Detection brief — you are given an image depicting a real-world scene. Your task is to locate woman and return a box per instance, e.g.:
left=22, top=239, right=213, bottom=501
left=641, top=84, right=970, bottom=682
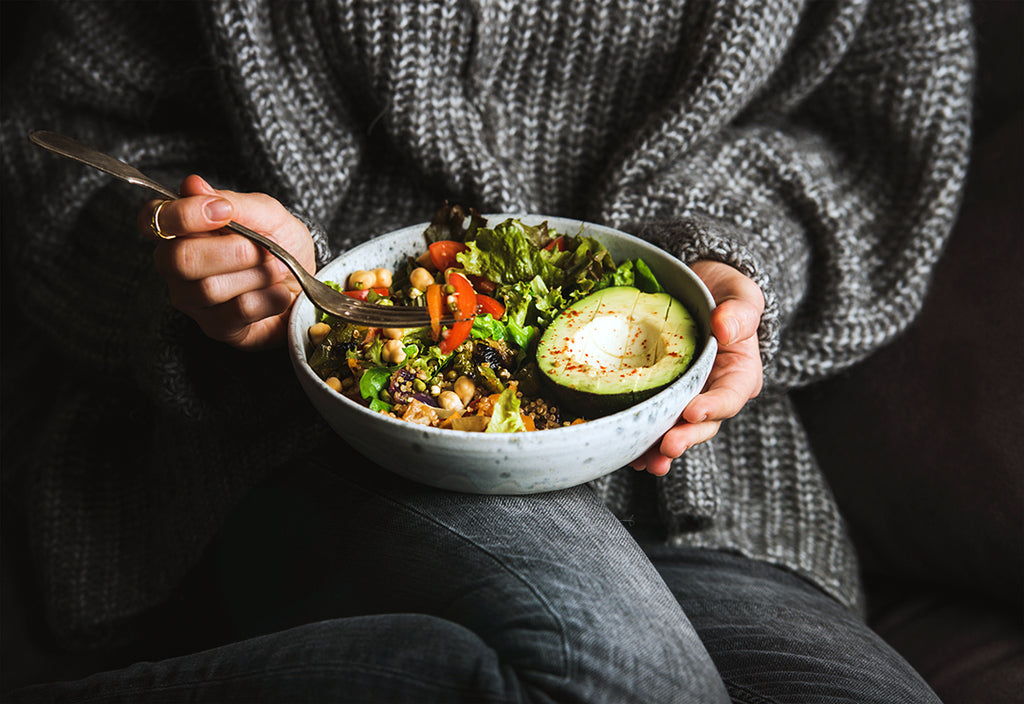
left=1, top=0, right=973, bottom=701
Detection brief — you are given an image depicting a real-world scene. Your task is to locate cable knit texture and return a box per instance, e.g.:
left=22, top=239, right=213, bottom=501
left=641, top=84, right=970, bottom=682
left=0, top=0, right=973, bottom=648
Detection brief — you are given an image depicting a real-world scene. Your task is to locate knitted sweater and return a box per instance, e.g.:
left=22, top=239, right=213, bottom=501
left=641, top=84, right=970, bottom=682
left=1, top=0, right=974, bottom=648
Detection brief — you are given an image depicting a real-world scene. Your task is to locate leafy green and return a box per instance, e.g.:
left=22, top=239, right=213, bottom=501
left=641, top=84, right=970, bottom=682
left=471, top=314, right=507, bottom=342
left=485, top=386, right=526, bottom=433
left=497, top=276, right=567, bottom=330
left=457, top=219, right=568, bottom=286
left=318, top=280, right=347, bottom=322
left=506, top=319, right=538, bottom=351
left=525, top=276, right=566, bottom=328
left=359, top=366, right=392, bottom=403
left=423, top=202, right=486, bottom=245
left=368, top=398, right=394, bottom=413
left=599, top=259, right=635, bottom=290
left=634, top=258, right=664, bottom=294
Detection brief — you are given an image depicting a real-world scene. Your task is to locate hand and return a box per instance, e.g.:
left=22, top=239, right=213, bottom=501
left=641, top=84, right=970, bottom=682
left=629, top=260, right=765, bottom=476
left=142, top=175, right=316, bottom=349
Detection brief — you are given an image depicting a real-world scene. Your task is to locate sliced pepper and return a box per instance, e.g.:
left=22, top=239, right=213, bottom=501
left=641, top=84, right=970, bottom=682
left=426, top=283, right=444, bottom=340
left=438, top=271, right=477, bottom=354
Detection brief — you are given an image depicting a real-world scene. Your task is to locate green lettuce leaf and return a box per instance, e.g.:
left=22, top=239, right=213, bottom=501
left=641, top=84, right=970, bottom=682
left=600, top=259, right=635, bottom=289
left=471, top=314, right=507, bottom=342
left=506, top=319, right=538, bottom=351
left=485, top=386, right=526, bottom=433
left=457, top=219, right=568, bottom=286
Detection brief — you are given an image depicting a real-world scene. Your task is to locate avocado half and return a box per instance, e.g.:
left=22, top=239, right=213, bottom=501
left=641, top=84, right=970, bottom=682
left=535, top=287, right=698, bottom=417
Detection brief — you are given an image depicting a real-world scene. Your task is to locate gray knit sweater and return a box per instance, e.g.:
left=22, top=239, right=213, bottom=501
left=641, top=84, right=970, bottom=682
left=1, top=0, right=974, bottom=648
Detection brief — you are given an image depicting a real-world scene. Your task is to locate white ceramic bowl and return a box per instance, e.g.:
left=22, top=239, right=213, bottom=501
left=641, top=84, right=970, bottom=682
left=288, top=215, right=717, bottom=494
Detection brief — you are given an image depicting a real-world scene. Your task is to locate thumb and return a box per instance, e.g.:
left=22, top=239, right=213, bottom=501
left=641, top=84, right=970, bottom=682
left=711, top=298, right=761, bottom=346
left=689, top=261, right=764, bottom=346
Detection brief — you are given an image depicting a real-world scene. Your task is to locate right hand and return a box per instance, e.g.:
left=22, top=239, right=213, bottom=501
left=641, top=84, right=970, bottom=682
left=141, top=175, right=316, bottom=349
left=629, top=260, right=764, bottom=476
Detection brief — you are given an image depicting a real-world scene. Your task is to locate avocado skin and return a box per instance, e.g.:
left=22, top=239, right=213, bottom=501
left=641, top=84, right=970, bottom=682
left=535, top=287, right=697, bottom=419
left=539, top=372, right=670, bottom=419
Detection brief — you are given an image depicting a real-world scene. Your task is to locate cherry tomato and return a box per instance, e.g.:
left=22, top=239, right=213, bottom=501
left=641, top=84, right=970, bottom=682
left=428, top=241, right=468, bottom=272
left=438, top=272, right=477, bottom=354
left=475, top=293, right=505, bottom=319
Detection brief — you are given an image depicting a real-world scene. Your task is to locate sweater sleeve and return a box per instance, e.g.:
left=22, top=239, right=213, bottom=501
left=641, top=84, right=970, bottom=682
left=598, top=0, right=974, bottom=390
left=0, top=1, right=333, bottom=647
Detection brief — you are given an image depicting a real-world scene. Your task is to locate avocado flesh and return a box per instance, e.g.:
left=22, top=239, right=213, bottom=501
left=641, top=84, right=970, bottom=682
left=536, top=287, right=697, bottom=416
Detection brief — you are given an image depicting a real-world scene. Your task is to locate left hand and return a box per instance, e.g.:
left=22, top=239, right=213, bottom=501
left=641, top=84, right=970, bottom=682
left=629, top=260, right=765, bottom=476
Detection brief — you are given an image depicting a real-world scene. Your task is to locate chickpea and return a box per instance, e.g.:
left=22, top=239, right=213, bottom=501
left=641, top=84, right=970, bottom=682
left=372, top=267, right=393, bottom=288
left=454, top=375, right=476, bottom=406
left=409, top=267, right=435, bottom=292
left=347, top=269, right=376, bottom=291
left=381, top=339, right=407, bottom=364
left=437, top=390, right=463, bottom=411
left=308, top=322, right=331, bottom=345
left=325, top=377, right=343, bottom=392
left=381, top=327, right=405, bottom=340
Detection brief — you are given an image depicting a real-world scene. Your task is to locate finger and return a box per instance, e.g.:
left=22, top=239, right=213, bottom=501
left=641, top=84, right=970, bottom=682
left=690, top=260, right=765, bottom=313
left=192, top=283, right=296, bottom=343
left=155, top=233, right=285, bottom=282
left=167, top=258, right=289, bottom=311
left=658, top=419, right=722, bottom=458
left=629, top=446, right=670, bottom=475
left=684, top=356, right=763, bottom=418
left=628, top=419, right=722, bottom=474
left=155, top=195, right=234, bottom=240
left=711, top=298, right=761, bottom=346
left=645, top=453, right=672, bottom=477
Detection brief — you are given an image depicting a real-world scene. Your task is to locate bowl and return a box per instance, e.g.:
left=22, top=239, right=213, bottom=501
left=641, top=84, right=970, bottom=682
left=287, top=214, right=717, bottom=494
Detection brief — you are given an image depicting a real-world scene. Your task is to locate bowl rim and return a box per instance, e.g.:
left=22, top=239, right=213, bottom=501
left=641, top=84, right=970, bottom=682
left=287, top=214, right=718, bottom=443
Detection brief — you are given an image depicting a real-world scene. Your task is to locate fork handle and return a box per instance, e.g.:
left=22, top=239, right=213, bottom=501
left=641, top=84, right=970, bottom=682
left=29, top=130, right=180, bottom=200
left=28, top=130, right=318, bottom=290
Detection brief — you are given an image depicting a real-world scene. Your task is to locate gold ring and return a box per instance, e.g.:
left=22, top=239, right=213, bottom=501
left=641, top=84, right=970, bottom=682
left=150, top=199, right=175, bottom=240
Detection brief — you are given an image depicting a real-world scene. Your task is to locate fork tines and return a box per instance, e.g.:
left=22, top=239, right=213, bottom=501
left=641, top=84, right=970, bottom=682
left=328, top=298, right=460, bottom=328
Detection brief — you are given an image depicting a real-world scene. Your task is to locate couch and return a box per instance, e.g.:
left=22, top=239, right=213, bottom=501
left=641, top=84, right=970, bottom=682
left=793, top=3, right=1024, bottom=699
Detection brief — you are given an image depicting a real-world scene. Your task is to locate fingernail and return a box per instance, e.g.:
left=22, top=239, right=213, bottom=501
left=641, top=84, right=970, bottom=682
left=205, top=198, right=232, bottom=222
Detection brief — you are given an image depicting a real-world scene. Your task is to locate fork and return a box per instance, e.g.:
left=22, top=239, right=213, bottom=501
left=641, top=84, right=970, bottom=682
left=28, top=130, right=460, bottom=328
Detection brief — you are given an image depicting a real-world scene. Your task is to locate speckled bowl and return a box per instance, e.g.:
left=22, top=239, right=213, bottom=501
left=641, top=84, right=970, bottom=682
left=288, top=215, right=716, bottom=494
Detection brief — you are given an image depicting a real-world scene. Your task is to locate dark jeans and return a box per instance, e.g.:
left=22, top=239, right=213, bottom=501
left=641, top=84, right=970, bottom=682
left=10, top=461, right=939, bottom=703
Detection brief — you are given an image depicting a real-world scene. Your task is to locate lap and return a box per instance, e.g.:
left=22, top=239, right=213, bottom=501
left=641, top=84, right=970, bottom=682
left=14, top=457, right=726, bottom=703
left=643, top=545, right=943, bottom=704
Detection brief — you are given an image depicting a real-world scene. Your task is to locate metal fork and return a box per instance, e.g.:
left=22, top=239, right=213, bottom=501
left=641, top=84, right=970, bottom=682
left=28, top=130, right=459, bottom=328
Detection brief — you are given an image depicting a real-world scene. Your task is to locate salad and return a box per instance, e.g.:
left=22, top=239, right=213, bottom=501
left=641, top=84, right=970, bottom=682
left=306, top=204, right=679, bottom=433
